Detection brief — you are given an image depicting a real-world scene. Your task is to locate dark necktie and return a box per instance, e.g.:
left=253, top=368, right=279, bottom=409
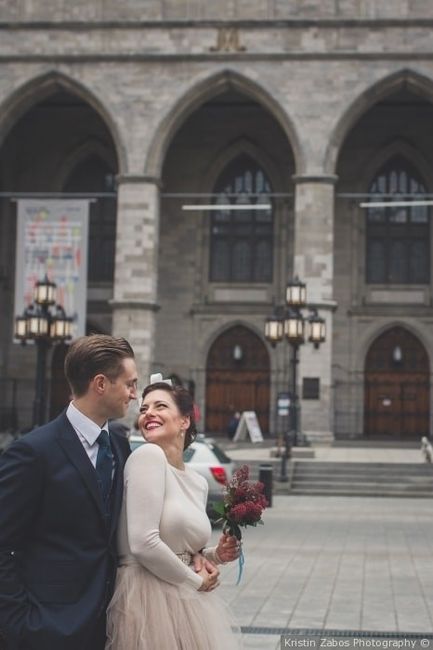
left=96, top=429, right=113, bottom=501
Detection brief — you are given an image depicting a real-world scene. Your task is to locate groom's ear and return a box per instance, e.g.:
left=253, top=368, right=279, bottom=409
left=91, top=374, right=107, bottom=395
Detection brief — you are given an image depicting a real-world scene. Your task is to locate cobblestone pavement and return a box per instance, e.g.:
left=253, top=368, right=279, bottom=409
left=211, top=494, right=433, bottom=649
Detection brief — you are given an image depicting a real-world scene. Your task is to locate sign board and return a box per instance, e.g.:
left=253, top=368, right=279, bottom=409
left=277, top=392, right=291, bottom=417
left=233, top=410, right=264, bottom=443
left=14, top=199, right=90, bottom=339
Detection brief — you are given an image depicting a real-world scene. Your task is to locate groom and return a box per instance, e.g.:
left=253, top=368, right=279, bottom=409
left=0, top=335, right=138, bottom=650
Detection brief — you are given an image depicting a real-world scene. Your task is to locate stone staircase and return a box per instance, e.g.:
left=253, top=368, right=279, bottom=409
left=288, top=461, right=433, bottom=497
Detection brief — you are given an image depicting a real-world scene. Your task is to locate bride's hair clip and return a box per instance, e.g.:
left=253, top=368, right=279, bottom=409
left=149, top=372, right=173, bottom=387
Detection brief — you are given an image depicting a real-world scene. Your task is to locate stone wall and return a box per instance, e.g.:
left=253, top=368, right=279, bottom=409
left=1, top=0, right=433, bottom=22
left=1, top=4, right=433, bottom=436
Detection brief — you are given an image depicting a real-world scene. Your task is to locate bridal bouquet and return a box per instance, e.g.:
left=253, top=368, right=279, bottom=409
left=213, top=464, right=268, bottom=583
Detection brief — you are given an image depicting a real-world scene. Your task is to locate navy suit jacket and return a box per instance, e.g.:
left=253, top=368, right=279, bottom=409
left=0, top=412, right=130, bottom=650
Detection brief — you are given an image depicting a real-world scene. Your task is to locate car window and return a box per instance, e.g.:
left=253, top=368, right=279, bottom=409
left=183, top=447, right=196, bottom=462
left=207, top=443, right=232, bottom=464
left=185, top=443, right=210, bottom=462
left=130, top=438, right=144, bottom=451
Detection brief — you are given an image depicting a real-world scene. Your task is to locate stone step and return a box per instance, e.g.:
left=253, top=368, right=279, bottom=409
left=286, top=487, right=433, bottom=498
left=292, top=474, right=433, bottom=485
left=289, top=479, right=433, bottom=490
left=289, top=460, right=433, bottom=497
left=295, top=461, right=429, bottom=471
left=293, top=465, right=433, bottom=476
left=293, top=466, right=432, bottom=476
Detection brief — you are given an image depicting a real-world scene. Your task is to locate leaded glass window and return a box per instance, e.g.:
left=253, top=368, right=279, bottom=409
left=366, top=158, right=430, bottom=284
left=210, top=155, right=273, bottom=283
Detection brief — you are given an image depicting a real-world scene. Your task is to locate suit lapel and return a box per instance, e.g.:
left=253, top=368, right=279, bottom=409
left=55, top=413, right=106, bottom=521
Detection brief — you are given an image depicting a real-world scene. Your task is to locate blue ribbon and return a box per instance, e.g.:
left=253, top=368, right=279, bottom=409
left=235, top=546, right=245, bottom=585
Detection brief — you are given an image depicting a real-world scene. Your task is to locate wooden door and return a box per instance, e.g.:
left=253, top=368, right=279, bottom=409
left=206, top=325, right=270, bottom=434
left=364, top=327, right=429, bottom=437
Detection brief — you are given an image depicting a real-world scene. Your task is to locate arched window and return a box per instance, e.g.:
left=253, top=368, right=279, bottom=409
left=64, top=155, right=117, bottom=283
left=366, top=157, right=430, bottom=284
left=209, top=155, right=273, bottom=283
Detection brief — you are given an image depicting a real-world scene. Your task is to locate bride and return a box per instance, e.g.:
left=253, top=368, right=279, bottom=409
left=106, top=379, right=242, bottom=649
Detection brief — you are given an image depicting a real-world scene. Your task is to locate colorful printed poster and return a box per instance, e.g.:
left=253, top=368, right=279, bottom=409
left=14, top=199, right=90, bottom=339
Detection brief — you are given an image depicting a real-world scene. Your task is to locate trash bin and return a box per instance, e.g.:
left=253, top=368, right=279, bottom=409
left=259, top=464, right=273, bottom=508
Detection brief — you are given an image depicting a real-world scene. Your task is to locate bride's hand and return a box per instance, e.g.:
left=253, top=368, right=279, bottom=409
left=192, top=554, right=218, bottom=574
left=197, top=562, right=220, bottom=591
left=215, top=533, right=240, bottom=563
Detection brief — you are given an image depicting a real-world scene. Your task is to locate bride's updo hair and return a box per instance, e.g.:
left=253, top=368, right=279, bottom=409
left=141, top=381, right=197, bottom=450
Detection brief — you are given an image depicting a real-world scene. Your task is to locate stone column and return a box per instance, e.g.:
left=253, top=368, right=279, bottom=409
left=292, top=174, right=337, bottom=443
left=111, top=175, right=160, bottom=387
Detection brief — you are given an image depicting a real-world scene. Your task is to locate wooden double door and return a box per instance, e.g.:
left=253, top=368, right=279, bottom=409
left=206, top=326, right=270, bottom=435
left=364, top=327, right=430, bottom=438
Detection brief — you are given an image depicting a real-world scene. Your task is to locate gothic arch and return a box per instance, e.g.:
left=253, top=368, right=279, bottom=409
left=205, top=323, right=271, bottom=434
left=203, top=320, right=268, bottom=359
left=364, top=325, right=430, bottom=437
left=57, top=139, right=117, bottom=191
left=325, top=69, right=433, bottom=175
left=363, top=140, right=432, bottom=190
left=357, top=320, right=433, bottom=373
left=200, top=136, right=287, bottom=195
left=144, top=68, right=303, bottom=178
left=0, top=70, right=127, bottom=173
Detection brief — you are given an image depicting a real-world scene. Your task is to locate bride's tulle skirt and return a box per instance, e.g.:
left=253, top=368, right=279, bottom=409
left=106, top=564, right=243, bottom=650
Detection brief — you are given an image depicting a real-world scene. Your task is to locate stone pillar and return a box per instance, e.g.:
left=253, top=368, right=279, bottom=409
left=292, top=174, right=337, bottom=443
left=111, top=175, right=160, bottom=388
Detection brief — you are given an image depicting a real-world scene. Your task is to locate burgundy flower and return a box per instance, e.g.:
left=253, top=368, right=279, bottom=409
left=220, top=464, right=268, bottom=536
left=229, top=503, right=248, bottom=522
left=213, top=464, right=268, bottom=585
left=243, top=501, right=263, bottom=523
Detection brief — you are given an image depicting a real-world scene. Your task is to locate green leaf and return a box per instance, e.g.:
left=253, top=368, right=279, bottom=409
left=211, top=502, right=226, bottom=516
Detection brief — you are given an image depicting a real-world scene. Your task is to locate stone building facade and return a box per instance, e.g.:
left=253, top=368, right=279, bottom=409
left=1, top=0, right=433, bottom=440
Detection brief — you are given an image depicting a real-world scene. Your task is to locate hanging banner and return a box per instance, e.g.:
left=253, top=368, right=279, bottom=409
left=14, top=199, right=90, bottom=339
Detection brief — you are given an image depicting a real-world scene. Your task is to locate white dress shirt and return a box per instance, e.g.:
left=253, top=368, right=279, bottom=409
left=66, top=402, right=109, bottom=469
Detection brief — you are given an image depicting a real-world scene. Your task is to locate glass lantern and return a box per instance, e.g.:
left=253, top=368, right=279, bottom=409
left=286, top=276, right=307, bottom=308
left=284, top=308, right=305, bottom=344
left=265, top=312, right=284, bottom=346
left=308, top=310, right=326, bottom=348
left=34, top=275, right=56, bottom=306
left=14, top=314, right=28, bottom=340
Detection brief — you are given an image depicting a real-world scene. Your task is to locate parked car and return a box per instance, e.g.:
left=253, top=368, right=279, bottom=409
left=128, top=433, right=235, bottom=519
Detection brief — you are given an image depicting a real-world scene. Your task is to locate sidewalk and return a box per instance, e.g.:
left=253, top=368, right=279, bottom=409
left=209, top=440, right=432, bottom=649
left=210, top=494, right=433, bottom=649
left=218, top=439, right=425, bottom=465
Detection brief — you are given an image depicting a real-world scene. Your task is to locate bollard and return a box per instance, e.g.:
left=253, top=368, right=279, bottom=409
left=258, top=464, right=273, bottom=508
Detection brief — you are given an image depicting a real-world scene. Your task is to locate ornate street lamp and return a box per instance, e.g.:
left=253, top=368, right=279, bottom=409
left=286, top=276, right=307, bottom=308
left=308, top=308, right=326, bottom=348
left=284, top=307, right=305, bottom=344
left=14, top=275, right=73, bottom=428
left=265, top=309, right=284, bottom=346
left=265, top=277, right=326, bottom=482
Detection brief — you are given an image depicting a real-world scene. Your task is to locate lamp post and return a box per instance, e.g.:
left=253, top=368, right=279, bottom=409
left=265, top=277, right=326, bottom=481
left=14, top=275, right=73, bottom=428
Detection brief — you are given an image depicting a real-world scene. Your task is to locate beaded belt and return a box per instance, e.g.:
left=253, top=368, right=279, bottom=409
left=176, top=551, right=192, bottom=565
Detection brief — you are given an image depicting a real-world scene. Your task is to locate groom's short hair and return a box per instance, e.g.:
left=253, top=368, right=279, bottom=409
left=65, top=334, right=135, bottom=397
